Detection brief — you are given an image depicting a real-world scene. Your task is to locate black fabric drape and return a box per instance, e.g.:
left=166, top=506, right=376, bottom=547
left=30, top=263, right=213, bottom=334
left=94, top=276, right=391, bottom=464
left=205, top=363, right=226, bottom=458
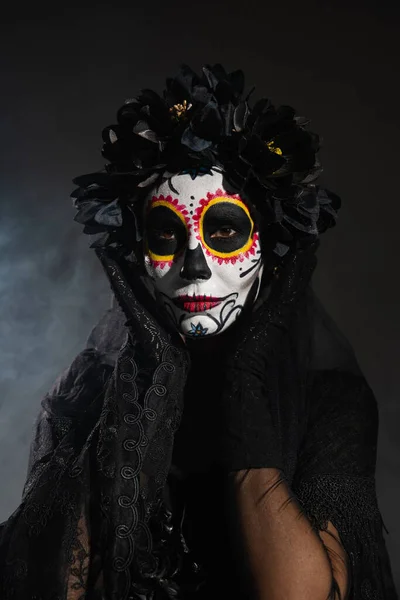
left=0, top=289, right=397, bottom=599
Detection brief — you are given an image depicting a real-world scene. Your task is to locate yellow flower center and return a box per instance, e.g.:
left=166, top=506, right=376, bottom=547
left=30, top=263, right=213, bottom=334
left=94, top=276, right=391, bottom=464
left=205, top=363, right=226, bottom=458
left=266, top=140, right=283, bottom=155
left=169, top=99, right=192, bottom=120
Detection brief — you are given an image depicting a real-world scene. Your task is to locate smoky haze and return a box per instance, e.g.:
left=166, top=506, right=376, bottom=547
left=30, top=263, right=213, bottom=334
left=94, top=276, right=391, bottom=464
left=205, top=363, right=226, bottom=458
left=0, top=0, right=399, bottom=590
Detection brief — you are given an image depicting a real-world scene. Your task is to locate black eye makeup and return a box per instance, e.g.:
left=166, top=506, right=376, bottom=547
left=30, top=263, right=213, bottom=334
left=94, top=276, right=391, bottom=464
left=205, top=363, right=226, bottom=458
left=201, top=201, right=254, bottom=255
left=145, top=205, right=188, bottom=258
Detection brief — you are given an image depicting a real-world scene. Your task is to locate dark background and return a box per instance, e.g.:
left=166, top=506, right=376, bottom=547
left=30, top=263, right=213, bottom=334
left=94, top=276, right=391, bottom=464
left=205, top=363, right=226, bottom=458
left=0, top=0, right=398, bottom=588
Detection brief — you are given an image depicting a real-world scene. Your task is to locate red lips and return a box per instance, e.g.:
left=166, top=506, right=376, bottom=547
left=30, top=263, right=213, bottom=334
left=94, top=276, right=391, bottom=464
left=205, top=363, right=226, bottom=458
left=173, top=294, right=223, bottom=313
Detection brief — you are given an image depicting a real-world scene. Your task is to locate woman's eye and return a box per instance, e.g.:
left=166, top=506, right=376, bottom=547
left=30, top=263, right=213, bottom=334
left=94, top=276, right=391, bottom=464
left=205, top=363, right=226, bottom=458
left=156, top=229, right=176, bottom=240
left=210, top=227, right=238, bottom=239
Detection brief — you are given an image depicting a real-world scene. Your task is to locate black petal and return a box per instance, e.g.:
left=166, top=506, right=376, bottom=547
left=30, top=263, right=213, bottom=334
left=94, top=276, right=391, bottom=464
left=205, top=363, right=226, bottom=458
left=189, top=101, right=222, bottom=140
left=220, top=103, right=235, bottom=136
left=210, top=63, right=228, bottom=81
left=228, top=69, right=245, bottom=96
left=233, top=102, right=250, bottom=132
left=116, top=102, right=141, bottom=128
left=74, top=201, right=104, bottom=224
left=94, top=199, right=123, bottom=227
left=202, top=65, right=220, bottom=91
left=247, top=98, right=273, bottom=129
left=133, top=121, right=160, bottom=143
left=181, top=128, right=212, bottom=151
left=215, top=80, right=233, bottom=105
left=165, top=64, right=198, bottom=104
left=192, top=85, right=213, bottom=105
left=137, top=172, right=160, bottom=188
left=89, top=233, right=110, bottom=248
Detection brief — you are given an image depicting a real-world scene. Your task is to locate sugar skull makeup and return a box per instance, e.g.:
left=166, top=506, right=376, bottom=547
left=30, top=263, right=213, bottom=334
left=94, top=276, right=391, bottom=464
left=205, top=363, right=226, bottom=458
left=143, top=170, right=263, bottom=337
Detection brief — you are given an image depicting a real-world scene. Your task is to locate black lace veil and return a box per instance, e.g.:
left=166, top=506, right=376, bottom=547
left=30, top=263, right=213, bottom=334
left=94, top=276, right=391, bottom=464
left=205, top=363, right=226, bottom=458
left=0, top=259, right=397, bottom=598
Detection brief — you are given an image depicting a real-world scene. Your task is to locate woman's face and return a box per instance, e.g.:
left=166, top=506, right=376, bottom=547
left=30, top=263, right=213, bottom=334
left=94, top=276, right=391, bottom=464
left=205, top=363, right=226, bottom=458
left=142, top=170, right=263, bottom=337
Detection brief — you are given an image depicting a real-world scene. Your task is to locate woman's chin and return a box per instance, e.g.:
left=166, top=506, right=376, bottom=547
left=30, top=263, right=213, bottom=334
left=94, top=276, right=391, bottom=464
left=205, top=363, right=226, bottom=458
left=179, top=311, right=237, bottom=338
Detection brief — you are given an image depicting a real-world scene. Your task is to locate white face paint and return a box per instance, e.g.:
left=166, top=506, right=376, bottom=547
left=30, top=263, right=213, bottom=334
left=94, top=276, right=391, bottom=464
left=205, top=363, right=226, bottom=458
left=143, top=170, right=263, bottom=337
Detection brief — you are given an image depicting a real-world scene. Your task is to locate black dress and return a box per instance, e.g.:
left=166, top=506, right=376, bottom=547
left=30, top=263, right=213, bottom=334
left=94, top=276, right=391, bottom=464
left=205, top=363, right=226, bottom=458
left=0, top=288, right=397, bottom=599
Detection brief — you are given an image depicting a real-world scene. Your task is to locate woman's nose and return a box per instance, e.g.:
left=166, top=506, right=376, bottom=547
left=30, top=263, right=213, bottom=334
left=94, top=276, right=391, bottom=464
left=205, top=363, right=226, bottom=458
left=180, top=243, right=212, bottom=281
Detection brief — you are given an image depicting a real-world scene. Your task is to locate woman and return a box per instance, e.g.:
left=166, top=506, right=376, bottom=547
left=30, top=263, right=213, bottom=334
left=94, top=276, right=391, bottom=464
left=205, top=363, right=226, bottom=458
left=0, top=64, right=397, bottom=600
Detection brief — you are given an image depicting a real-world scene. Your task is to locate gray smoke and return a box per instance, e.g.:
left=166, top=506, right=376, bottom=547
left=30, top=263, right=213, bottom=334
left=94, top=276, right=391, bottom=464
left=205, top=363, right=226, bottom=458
left=0, top=198, right=109, bottom=514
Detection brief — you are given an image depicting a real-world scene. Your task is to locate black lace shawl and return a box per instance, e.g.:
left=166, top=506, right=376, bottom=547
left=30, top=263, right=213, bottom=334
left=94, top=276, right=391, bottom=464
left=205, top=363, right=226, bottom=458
left=0, top=289, right=397, bottom=600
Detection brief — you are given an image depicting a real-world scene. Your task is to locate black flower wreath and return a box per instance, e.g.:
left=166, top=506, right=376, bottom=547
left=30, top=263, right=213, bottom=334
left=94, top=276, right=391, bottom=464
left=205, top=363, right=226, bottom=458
left=72, top=63, right=340, bottom=257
